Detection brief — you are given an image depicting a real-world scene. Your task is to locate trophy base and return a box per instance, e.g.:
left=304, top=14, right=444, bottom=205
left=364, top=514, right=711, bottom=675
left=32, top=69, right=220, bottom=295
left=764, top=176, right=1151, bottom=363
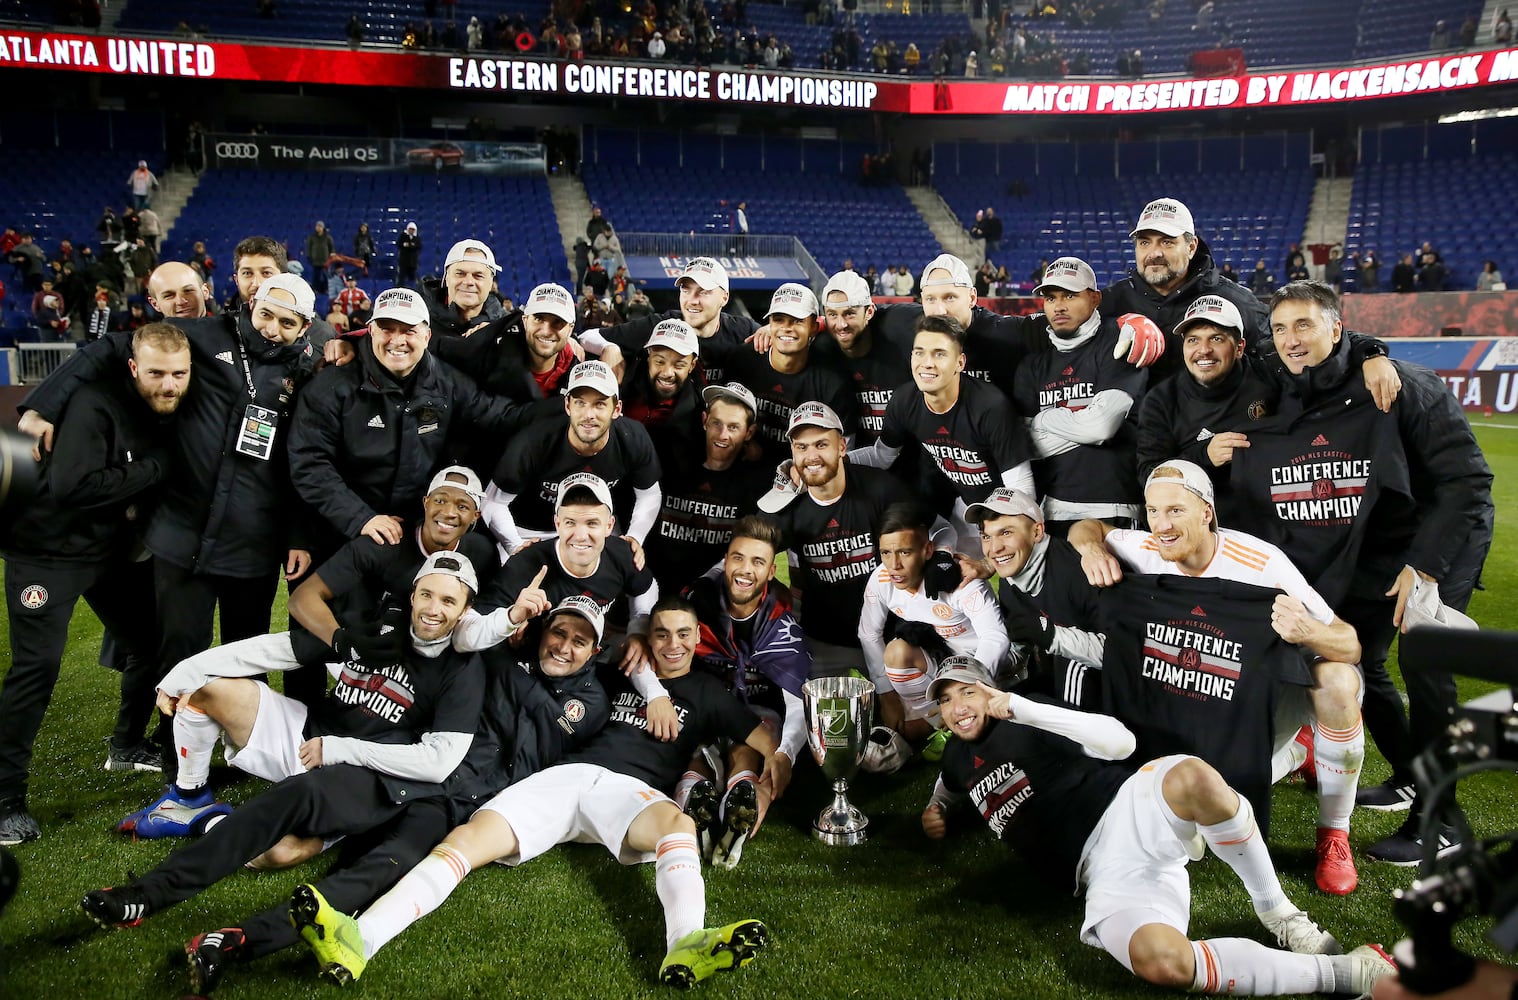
left=812, top=807, right=869, bottom=846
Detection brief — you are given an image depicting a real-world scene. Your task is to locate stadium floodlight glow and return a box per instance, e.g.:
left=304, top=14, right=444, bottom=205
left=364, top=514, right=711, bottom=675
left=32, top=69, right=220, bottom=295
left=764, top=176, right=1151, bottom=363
left=1437, top=106, right=1518, bottom=122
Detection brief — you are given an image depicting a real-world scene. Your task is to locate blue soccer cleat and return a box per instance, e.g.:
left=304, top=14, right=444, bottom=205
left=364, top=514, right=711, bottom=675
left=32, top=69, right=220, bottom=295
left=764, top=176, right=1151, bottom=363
left=117, top=786, right=232, bottom=839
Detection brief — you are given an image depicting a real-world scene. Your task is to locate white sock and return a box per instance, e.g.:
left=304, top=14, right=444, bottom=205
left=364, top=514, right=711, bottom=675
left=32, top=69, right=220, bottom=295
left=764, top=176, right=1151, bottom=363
left=172, top=704, right=220, bottom=792
left=719, top=770, right=757, bottom=821
left=1314, top=721, right=1364, bottom=832
left=1196, top=797, right=1288, bottom=914
left=356, top=843, right=471, bottom=959
left=673, top=770, right=704, bottom=811
left=655, top=833, right=705, bottom=951
left=1190, top=939, right=1335, bottom=994
left=1269, top=737, right=1305, bottom=784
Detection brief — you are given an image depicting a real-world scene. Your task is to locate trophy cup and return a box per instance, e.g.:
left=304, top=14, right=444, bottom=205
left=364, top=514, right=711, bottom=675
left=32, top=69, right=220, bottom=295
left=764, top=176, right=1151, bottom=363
left=803, top=676, right=874, bottom=845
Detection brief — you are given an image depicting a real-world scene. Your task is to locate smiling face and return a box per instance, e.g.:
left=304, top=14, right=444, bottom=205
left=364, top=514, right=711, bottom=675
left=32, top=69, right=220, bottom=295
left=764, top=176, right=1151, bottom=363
left=703, top=399, right=754, bottom=467
left=129, top=343, right=193, bottom=415
left=911, top=329, right=965, bottom=396
left=1042, top=287, right=1100, bottom=335
left=768, top=313, right=817, bottom=360
left=235, top=253, right=283, bottom=303
left=976, top=512, right=1044, bottom=579
left=554, top=501, right=614, bottom=574
left=1270, top=299, right=1341, bottom=375
left=370, top=318, right=432, bottom=377
left=920, top=273, right=975, bottom=328
left=251, top=297, right=309, bottom=345
left=147, top=262, right=210, bottom=319
left=938, top=680, right=990, bottom=741
left=444, top=256, right=493, bottom=315
left=790, top=426, right=845, bottom=488
left=1183, top=323, right=1243, bottom=385
left=649, top=608, right=700, bottom=678
left=723, top=535, right=776, bottom=616
left=419, top=486, right=479, bottom=549
left=879, top=527, right=931, bottom=591
left=565, top=388, right=620, bottom=450
left=1144, top=482, right=1215, bottom=571
left=678, top=277, right=728, bottom=330
left=1132, top=231, right=1197, bottom=295
left=411, top=574, right=471, bottom=641
left=538, top=613, right=599, bottom=676
left=523, top=312, right=571, bottom=364
left=646, top=346, right=696, bottom=400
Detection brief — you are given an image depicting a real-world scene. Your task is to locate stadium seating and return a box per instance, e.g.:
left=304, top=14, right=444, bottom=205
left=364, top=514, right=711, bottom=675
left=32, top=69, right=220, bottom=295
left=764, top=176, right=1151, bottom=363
left=581, top=128, right=942, bottom=275
left=932, top=134, right=1314, bottom=289
left=163, top=170, right=571, bottom=308
left=1344, top=119, right=1518, bottom=291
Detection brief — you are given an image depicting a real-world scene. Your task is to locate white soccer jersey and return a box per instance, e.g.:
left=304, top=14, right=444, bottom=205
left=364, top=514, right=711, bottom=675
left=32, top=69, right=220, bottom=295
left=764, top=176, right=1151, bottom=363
left=859, top=567, right=1010, bottom=717
left=1105, top=526, right=1336, bottom=625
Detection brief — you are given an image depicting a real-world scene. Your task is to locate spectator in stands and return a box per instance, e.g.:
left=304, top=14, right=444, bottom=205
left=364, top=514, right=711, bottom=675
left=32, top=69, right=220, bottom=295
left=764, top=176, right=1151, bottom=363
left=975, top=261, right=995, bottom=297
left=466, top=15, right=483, bottom=50
left=648, top=30, right=666, bottom=58
left=1247, top=258, right=1275, bottom=298
left=865, top=264, right=884, bottom=294
left=584, top=258, right=610, bottom=301
left=32, top=278, right=70, bottom=338
left=185, top=121, right=206, bottom=174
left=1360, top=248, right=1379, bottom=291
left=1458, top=16, right=1477, bottom=47
left=586, top=206, right=612, bottom=245
left=982, top=207, right=1003, bottom=254
left=1417, top=252, right=1447, bottom=292
left=904, top=42, right=921, bottom=72
left=126, top=160, right=158, bottom=210
left=1218, top=260, right=1238, bottom=284
left=397, top=222, right=421, bottom=288
left=734, top=201, right=750, bottom=256
left=334, top=274, right=372, bottom=324
left=969, top=209, right=986, bottom=242
left=1417, top=239, right=1442, bottom=263
left=137, top=207, right=161, bottom=252
left=96, top=207, right=122, bottom=250
left=1429, top=19, right=1450, bottom=49
left=353, top=223, right=375, bottom=272
left=1325, top=246, right=1344, bottom=291
left=1477, top=260, right=1505, bottom=292
left=579, top=286, right=611, bottom=331
left=965, top=50, right=979, bottom=77
left=305, top=221, right=335, bottom=293
left=993, top=264, right=1012, bottom=293
left=1286, top=251, right=1309, bottom=283
left=1391, top=253, right=1416, bottom=293
left=7, top=232, right=46, bottom=292
left=346, top=13, right=364, bottom=47
left=1497, top=9, right=1513, bottom=44
left=894, top=265, right=914, bottom=297
left=625, top=287, right=655, bottom=321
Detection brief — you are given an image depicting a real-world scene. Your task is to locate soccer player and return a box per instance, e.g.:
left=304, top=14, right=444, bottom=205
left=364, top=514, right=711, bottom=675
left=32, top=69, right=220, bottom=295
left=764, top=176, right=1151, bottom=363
left=724, top=282, right=859, bottom=468
left=858, top=502, right=1010, bottom=772
left=0, top=324, right=191, bottom=843
left=482, top=361, right=662, bottom=559
left=618, top=318, right=708, bottom=465
left=850, top=313, right=1034, bottom=553
left=1069, top=461, right=1367, bottom=894
left=81, top=552, right=485, bottom=924
left=643, top=382, right=769, bottom=597
left=292, top=597, right=779, bottom=988
left=812, top=269, right=908, bottom=447
left=924, top=657, right=1395, bottom=996
left=964, top=488, right=1106, bottom=709
left=680, top=515, right=812, bottom=867
left=1012, top=257, right=1149, bottom=533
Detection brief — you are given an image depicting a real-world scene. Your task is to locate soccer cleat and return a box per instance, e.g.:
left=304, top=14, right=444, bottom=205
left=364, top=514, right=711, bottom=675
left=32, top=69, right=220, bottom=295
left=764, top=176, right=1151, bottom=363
left=186, top=927, right=246, bottom=994
left=290, top=883, right=366, bottom=985
left=1364, top=818, right=1459, bottom=867
left=104, top=739, right=165, bottom=773
left=116, top=786, right=232, bottom=839
left=1315, top=827, right=1358, bottom=895
left=81, top=886, right=151, bottom=928
left=0, top=799, right=40, bottom=845
left=658, top=919, right=768, bottom=989
left=1344, top=943, right=1396, bottom=996
left=920, top=726, right=952, bottom=764
left=1258, top=902, right=1341, bottom=955
left=710, top=780, right=758, bottom=871
left=1292, top=726, right=1317, bottom=790
left=683, top=779, right=721, bottom=861
left=1355, top=779, right=1415, bottom=812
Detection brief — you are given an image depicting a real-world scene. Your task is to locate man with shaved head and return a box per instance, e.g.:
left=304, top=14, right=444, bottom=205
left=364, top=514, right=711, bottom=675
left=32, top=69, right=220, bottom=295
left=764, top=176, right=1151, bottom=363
left=147, top=262, right=212, bottom=320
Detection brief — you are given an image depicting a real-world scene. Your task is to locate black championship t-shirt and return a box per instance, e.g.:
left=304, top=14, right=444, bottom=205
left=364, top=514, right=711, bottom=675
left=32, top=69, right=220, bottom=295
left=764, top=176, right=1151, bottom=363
left=880, top=376, right=1032, bottom=506
left=490, top=415, right=661, bottom=535
left=875, top=305, right=1047, bottom=400
left=1004, top=536, right=1106, bottom=695
left=318, top=530, right=500, bottom=616
left=643, top=452, right=769, bottom=597
left=476, top=535, right=655, bottom=618
left=1228, top=389, right=1411, bottom=608
left=813, top=333, right=911, bottom=447
left=940, top=700, right=1133, bottom=880
left=774, top=465, right=910, bottom=645
left=565, top=668, right=761, bottom=791
left=1012, top=322, right=1148, bottom=506
left=1098, top=574, right=1309, bottom=830
left=724, top=350, right=860, bottom=468
left=308, top=644, right=484, bottom=750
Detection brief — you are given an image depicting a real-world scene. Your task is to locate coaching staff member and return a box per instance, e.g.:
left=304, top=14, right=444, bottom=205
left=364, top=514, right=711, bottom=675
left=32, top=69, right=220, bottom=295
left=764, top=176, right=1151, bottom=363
left=0, top=324, right=191, bottom=845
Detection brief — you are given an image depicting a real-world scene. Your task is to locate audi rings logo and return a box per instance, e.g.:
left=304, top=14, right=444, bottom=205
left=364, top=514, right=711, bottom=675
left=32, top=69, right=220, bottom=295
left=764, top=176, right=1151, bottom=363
left=216, top=141, right=260, bottom=159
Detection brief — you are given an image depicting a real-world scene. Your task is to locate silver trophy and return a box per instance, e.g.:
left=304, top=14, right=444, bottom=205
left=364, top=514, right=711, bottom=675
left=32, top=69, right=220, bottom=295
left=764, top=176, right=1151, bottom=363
left=803, top=676, right=874, bottom=846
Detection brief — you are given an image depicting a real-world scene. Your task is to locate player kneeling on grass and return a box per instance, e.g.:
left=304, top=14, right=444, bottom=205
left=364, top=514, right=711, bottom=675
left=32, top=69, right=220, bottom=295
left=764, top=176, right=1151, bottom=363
left=858, top=501, right=1012, bottom=773
left=922, top=656, right=1395, bottom=996
left=81, top=552, right=484, bottom=930
left=677, top=515, right=812, bottom=868
left=292, top=596, right=782, bottom=989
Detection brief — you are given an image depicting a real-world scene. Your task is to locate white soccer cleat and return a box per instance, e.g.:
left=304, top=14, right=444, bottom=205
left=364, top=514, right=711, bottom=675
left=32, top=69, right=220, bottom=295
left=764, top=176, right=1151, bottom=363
left=1258, top=902, right=1341, bottom=955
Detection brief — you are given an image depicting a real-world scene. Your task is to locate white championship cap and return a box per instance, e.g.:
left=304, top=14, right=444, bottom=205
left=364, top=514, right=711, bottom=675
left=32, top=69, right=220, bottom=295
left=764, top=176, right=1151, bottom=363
left=254, top=272, right=316, bottom=321
left=548, top=594, right=607, bottom=645
left=646, top=318, right=700, bottom=356
left=524, top=283, right=576, bottom=325
left=766, top=282, right=820, bottom=319
left=413, top=549, right=479, bottom=595
left=555, top=471, right=615, bottom=512
left=676, top=256, right=729, bottom=291
left=566, top=360, right=619, bottom=399
left=919, top=253, right=974, bottom=290
left=927, top=655, right=995, bottom=700
left=701, top=381, right=758, bottom=416
left=1129, top=198, right=1196, bottom=239
left=1173, top=294, right=1246, bottom=338
left=1144, top=459, right=1218, bottom=527
left=1034, top=257, right=1100, bottom=295
left=371, top=287, right=430, bottom=327
left=823, top=270, right=873, bottom=308
left=426, top=465, right=486, bottom=509
left=444, top=238, right=501, bottom=274
left=965, top=488, right=1045, bottom=525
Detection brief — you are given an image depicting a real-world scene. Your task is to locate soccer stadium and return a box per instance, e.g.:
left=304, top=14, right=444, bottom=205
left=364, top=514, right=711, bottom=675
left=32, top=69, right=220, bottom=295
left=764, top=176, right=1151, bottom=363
left=1, top=0, right=1516, bottom=997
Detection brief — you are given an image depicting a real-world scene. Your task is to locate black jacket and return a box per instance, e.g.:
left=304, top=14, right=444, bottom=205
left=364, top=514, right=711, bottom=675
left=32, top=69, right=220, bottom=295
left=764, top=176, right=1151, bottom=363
left=287, top=348, right=526, bottom=546
left=1100, top=236, right=1270, bottom=383
left=418, top=275, right=507, bottom=338
left=22, top=312, right=315, bottom=576
left=3, top=375, right=172, bottom=562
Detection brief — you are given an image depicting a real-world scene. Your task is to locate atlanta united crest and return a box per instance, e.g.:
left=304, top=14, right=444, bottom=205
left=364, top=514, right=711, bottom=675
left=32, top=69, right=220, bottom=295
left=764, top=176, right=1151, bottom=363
left=20, top=585, right=48, bottom=609
left=563, top=699, right=585, bottom=723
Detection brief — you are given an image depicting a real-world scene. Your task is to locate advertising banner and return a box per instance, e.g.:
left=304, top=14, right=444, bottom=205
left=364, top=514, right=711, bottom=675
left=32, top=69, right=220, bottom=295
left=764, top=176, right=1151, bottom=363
left=209, top=134, right=546, bottom=173
left=624, top=255, right=811, bottom=289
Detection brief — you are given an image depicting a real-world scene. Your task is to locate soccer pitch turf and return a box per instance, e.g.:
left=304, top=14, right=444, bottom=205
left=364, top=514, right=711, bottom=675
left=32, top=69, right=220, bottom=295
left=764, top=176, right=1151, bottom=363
left=1, top=418, right=1515, bottom=999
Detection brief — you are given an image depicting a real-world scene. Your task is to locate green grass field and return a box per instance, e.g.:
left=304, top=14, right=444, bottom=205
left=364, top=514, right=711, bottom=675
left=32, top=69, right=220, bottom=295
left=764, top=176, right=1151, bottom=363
left=1, top=418, right=1515, bottom=999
